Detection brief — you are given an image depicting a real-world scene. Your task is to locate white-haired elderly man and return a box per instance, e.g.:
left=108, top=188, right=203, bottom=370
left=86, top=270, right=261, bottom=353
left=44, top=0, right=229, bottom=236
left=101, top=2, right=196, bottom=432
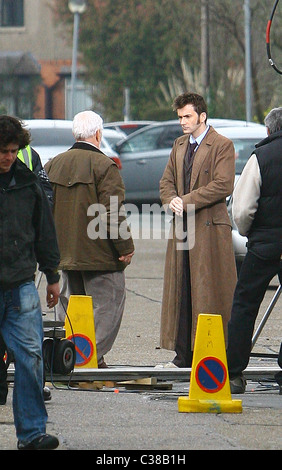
left=45, top=110, right=134, bottom=368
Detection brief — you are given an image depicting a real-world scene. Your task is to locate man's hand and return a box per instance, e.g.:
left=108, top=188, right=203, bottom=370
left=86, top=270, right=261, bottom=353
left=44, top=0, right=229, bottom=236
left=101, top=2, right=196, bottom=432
left=46, top=282, right=60, bottom=308
left=169, top=196, right=183, bottom=216
left=119, top=251, right=134, bottom=265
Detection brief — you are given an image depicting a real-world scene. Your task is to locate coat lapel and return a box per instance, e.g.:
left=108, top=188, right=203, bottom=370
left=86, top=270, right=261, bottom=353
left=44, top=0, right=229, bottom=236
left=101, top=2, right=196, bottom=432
left=176, top=138, right=188, bottom=197
left=190, top=143, right=209, bottom=190
left=190, top=127, right=215, bottom=190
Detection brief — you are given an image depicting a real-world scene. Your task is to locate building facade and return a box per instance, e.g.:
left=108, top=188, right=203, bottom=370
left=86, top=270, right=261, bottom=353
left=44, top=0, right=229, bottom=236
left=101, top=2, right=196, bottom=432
left=0, top=0, right=92, bottom=119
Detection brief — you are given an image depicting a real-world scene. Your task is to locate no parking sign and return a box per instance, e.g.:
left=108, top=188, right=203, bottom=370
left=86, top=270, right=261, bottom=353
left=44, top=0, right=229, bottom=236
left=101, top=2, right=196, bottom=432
left=178, top=314, right=242, bottom=413
left=68, top=334, right=94, bottom=366
left=195, top=356, right=227, bottom=393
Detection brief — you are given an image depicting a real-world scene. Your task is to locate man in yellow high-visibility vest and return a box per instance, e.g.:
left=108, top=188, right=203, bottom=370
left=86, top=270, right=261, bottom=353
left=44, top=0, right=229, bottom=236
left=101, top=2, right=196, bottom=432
left=17, top=145, right=53, bottom=205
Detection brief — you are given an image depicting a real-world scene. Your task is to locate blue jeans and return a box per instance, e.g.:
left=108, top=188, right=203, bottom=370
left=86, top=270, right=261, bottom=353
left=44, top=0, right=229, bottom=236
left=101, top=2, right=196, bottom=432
left=0, top=281, right=47, bottom=444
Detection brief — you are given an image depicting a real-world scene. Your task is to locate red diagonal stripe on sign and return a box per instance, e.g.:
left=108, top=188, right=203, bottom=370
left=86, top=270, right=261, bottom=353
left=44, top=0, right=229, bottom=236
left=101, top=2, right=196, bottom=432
left=201, top=361, right=222, bottom=387
left=74, top=344, right=88, bottom=362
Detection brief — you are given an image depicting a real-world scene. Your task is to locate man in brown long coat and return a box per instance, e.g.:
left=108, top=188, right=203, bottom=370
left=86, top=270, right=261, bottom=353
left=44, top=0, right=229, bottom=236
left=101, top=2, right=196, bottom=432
left=159, top=93, right=237, bottom=368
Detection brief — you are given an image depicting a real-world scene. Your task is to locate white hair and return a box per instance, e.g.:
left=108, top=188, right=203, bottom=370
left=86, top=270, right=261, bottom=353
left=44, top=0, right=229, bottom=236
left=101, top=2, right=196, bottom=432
left=72, top=110, right=103, bottom=140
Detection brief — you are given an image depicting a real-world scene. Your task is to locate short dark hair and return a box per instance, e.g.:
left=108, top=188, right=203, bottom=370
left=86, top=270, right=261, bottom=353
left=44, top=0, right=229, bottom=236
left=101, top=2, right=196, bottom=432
left=0, top=115, right=30, bottom=149
left=172, top=93, right=208, bottom=121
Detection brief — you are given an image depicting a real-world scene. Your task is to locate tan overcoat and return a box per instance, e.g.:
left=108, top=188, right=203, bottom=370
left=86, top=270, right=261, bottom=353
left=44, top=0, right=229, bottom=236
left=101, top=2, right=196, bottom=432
left=159, top=126, right=237, bottom=350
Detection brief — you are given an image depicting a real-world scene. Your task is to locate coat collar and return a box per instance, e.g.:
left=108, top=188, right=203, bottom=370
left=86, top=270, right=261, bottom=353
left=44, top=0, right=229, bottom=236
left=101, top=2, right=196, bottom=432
left=72, top=141, right=105, bottom=155
left=255, top=129, right=282, bottom=148
left=8, top=159, right=37, bottom=189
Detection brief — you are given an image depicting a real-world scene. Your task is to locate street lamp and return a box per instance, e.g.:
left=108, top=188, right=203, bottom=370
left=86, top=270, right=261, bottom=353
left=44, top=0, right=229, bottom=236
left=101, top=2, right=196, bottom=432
left=244, top=0, right=252, bottom=122
left=68, top=0, right=87, bottom=118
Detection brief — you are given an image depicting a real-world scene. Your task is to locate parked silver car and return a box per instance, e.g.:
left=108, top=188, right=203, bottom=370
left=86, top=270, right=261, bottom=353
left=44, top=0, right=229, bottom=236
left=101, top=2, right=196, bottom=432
left=104, top=120, right=156, bottom=135
left=115, top=119, right=266, bottom=202
left=115, top=120, right=267, bottom=270
left=24, top=119, right=125, bottom=168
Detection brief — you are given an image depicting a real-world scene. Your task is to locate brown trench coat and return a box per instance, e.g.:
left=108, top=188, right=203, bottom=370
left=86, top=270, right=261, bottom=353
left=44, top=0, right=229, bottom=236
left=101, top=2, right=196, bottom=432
left=159, top=126, right=237, bottom=350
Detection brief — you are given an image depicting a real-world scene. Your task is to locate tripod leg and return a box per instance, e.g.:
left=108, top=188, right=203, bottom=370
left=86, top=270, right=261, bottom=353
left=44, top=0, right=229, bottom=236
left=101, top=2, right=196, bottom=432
left=251, top=284, right=281, bottom=348
left=274, top=343, right=282, bottom=394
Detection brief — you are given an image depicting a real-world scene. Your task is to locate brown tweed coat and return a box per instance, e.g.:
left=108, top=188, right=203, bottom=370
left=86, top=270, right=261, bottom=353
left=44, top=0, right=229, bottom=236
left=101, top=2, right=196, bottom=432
left=159, top=126, right=237, bottom=350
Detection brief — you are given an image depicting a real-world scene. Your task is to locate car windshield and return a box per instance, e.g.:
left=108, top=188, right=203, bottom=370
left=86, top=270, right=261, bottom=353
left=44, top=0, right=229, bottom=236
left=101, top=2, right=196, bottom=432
left=29, top=128, right=74, bottom=146
left=120, top=125, right=183, bottom=152
left=232, top=138, right=258, bottom=173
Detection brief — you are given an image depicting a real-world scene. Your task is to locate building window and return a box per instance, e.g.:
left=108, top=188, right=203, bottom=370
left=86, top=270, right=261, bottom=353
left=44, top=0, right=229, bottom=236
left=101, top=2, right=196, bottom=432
left=0, top=0, right=24, bottom=27
left=0, top=75, right=40, bottom=119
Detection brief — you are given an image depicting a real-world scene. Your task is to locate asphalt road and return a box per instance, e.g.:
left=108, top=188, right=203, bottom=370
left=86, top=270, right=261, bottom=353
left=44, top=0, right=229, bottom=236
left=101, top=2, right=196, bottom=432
left=1, top=212, right=281, bottom=451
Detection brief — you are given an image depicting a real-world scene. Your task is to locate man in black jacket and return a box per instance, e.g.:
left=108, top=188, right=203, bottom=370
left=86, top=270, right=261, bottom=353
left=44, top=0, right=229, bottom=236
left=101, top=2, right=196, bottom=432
left=227, top=107, right=282, bottom=393
left=0, top=115, right=60, bottom=450
left=0, top=144, right=54, bottom=403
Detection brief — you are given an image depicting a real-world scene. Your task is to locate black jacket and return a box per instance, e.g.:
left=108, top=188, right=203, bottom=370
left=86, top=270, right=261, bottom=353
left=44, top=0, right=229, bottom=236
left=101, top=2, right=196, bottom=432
left=248, top=130, right=282, bottom=259
left=0, top=159, right=60, bottom=289
left=31, top=147, right=53, bottom=205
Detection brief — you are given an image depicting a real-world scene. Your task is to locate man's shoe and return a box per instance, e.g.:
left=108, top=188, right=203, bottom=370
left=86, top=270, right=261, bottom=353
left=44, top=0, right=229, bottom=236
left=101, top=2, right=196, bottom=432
left=274, top=371, right=282, bottom=394
left=98, top=358, right=108, bottom=368
left=0, top=382, right=8, bottom=405
left=155, top=361, right=178, bottom=369
left=230, top=375, right=246, bottom=394
left=43, top=386, right=52, bottom=401
left=0, top=389, right=8, bottom=405
left=17, top=434, right=59, bottom=450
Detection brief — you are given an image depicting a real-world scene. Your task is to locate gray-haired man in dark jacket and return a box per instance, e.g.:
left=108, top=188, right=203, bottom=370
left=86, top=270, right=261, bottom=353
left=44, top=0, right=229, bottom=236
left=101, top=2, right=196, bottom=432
left=227, top=107, right=282, bottom=394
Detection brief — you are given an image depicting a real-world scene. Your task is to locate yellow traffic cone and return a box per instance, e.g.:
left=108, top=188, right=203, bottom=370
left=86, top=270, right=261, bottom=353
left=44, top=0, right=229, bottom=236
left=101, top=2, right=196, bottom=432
left=178, top=314, right=242, bottom=413
left=64, top=295, right=98, bottom=369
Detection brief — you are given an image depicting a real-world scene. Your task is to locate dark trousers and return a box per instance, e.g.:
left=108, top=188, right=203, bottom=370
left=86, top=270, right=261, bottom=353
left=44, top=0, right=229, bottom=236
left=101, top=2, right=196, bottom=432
left=173, top=250, right=193, bottom=367
left=0, top=333, right=8, bottom=403
left=227, top=251, right=282, bottom=379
